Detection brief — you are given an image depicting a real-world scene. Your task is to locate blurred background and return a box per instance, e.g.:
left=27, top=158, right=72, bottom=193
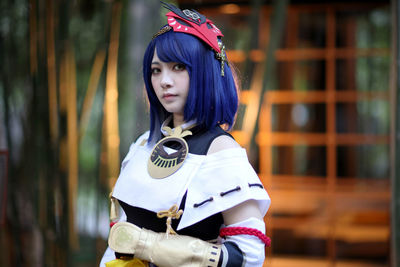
left=0, top=0, right=399, bottom=266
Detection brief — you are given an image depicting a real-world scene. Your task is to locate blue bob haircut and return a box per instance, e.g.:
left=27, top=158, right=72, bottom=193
left=143, top=30, right=239, bottom=142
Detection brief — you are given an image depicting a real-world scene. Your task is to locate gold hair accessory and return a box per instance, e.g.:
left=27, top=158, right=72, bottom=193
left=215, top=41, right=226, bottom=76
left=152, top=25, right=172, bottom=40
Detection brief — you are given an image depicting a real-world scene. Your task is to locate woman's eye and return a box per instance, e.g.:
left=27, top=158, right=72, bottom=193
left=151, top=68, right=161, bottom=74
left=173, top=64, right=186, bottom=71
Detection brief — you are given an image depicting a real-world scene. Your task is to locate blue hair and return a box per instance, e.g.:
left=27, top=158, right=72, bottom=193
left=143, top=30, right=238, bottom=142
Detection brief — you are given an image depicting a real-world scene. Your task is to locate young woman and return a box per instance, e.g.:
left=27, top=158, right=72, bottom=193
left=100, top=3, right=270, bottom=267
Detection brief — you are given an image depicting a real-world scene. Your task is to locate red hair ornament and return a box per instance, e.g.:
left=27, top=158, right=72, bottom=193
left=154, top=2, right=227, bottom=76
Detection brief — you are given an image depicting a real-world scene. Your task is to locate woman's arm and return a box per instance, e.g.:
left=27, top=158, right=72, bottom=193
left=208, top=135, right=263, bottom=224
left=208, top=135, right=264, bottom=224
left=222, top=199, right=263, bottom=225
left=209, top=136, right=268, bottom=267
left=220, top=201, right=267, bottom=267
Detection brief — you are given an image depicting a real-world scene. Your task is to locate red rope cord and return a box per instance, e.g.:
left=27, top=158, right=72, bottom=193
left=220, top=227, right=271, bottom=247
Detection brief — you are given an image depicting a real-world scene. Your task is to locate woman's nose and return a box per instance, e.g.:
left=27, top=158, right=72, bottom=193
left=160, top=71, right=173, bottom=89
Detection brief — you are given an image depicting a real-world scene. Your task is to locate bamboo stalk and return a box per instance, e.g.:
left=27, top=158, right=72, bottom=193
left=46, top=0, right=59, bottom=146
left=67, top=46, right=79, bottom=250
left=29, top=0, right=38, bottom=75
left=240, top=64, right=264, bottom=148
left=250, top=0, right=289, bottom=151
left=79, top=49, right=106, bottom=142
left=60, top=45, right=79, bottom=250
left=104, top=2, right=122, bottom=191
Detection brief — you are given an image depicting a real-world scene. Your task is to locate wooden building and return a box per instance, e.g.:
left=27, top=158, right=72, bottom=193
left=178, top=1, right=394, bottom=266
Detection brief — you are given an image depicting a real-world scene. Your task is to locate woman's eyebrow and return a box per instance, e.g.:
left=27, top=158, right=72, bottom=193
left=151, top=61, right=160, bottom=65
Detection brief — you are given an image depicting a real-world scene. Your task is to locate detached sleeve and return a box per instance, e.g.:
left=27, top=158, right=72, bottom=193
left=219, top=217, right=267, bottom=267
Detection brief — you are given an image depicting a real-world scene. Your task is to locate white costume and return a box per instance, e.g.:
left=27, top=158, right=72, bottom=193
left=100, top=131, right=271, bottom=267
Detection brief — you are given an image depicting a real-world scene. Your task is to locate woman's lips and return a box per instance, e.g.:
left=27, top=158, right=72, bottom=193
left=163, top=93, right=177, bottom=100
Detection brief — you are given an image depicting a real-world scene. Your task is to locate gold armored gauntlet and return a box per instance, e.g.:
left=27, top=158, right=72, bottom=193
left=108, top=222, right=221, bottom=267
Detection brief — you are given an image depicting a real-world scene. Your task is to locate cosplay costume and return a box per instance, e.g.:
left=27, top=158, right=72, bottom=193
left=100, top=3, right=271, bottom=267
left=101, top=122, right=270, bottom=267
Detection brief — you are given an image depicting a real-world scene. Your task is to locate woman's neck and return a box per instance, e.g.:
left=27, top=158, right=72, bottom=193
left=173, top=113, right=184, bottom=128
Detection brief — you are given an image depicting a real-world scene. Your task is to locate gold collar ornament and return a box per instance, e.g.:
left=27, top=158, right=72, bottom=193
left=147, top=125, right=192, bottom=179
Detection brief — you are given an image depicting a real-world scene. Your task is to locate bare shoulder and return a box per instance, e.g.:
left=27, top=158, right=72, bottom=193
left=207, top=134, right=240, bottom=155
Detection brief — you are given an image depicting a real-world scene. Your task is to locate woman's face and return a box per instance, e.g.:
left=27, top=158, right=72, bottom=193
left=151, top=49, right=190, bottom=117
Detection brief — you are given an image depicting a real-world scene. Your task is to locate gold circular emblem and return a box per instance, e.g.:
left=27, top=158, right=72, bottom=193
left=147, top=126, right=192, bottom=179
